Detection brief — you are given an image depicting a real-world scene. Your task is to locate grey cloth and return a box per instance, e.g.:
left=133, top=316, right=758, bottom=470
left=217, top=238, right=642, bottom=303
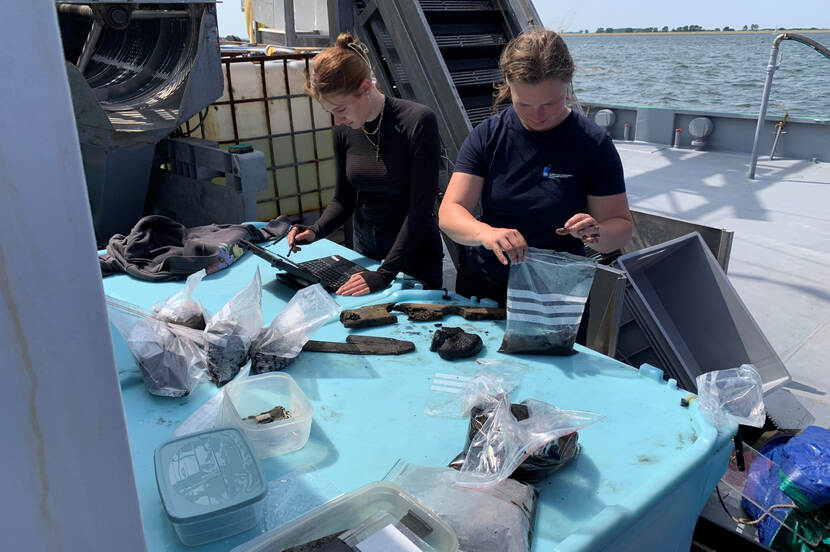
left=100, top=215, right=291, bottom=281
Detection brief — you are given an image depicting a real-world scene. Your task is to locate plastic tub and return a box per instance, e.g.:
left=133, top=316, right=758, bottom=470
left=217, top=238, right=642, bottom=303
left=220, top=372, right=313, bottom=458
left=232, top=482, right=459, bottom=552
left=616, top=232, right=789, bottom=393
left=154, top=427, right=267, bottom=547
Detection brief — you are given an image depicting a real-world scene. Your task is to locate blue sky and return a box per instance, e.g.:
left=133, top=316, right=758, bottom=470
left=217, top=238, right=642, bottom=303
left=538, top=0, right=830, bottom=33
left=216, top=1, right=830, bottom=38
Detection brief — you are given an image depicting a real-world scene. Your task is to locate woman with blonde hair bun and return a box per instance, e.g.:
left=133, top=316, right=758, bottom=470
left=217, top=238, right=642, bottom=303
left=438, top=29, right=633, bottom=332
left=287, top=33, right=443, bottom=295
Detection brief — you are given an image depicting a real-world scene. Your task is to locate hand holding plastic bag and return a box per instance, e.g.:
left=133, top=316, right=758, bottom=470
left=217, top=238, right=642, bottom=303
left=696, top=364, right=765, bottom=430
left=203, top=269, right=264, bottom=384
left=500, top=248, right=596, bottom=355
left=152, top=269, right=207, bottom=329
left=107, top=297, right=207, bottom=397
left=251, top=283, right=341, bottom=374
left=457, top=394, right=603, bottom=488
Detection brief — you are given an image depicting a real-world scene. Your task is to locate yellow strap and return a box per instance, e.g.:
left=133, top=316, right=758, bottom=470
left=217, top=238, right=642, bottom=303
left=244, top=0, right=256, bottom=44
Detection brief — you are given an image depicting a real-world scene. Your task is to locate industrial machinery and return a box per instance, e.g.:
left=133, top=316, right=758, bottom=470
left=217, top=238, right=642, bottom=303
left=57, top=1, right=263, bottom=245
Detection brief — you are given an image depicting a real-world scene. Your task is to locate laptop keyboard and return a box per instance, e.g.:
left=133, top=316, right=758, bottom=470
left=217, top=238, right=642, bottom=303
left=299, top=257, right=364, bottom=291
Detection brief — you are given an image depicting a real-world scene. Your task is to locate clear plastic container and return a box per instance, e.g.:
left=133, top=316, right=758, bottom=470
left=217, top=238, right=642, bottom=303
left=154, top=427, right=267, bottom=547
left=232, top=482, right=459, bottom=552
left=220, top=372, right=313, bottom=458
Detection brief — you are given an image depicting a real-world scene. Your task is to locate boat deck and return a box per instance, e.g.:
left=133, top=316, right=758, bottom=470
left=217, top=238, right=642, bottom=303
left=617, top=141, right=830, bottom=428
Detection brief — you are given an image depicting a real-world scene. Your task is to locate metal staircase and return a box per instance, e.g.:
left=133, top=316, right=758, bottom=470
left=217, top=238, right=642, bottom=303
left=344, top=0, right=541, bottom=164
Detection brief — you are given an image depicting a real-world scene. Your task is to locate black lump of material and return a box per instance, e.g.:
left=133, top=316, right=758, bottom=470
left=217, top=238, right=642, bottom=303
left=430, top=327, right=482, bottom=360
left=127, top=321, right=199, bottom=397
left=249, top=327, right=297, bottom=374
left=136, top=339, right=193, bottom=397
left=250, top=351, right=296, bottom=374
left=205, top=319, right=249, bottom=385
left=172, top=311, right=206, bottom=331
left=499, top=326, right=578, bottom=356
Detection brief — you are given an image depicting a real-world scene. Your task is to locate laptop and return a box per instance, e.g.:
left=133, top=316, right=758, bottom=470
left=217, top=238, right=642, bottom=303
left=239, top=239, right=366, bottom=293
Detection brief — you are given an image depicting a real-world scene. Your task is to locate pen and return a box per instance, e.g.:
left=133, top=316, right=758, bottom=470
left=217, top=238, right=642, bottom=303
left=286, top=226, right=294, bottom=257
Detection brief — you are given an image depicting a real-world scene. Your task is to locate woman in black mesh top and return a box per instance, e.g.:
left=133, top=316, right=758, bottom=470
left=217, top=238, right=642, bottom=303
left=287, top=33, right=443, bottom=296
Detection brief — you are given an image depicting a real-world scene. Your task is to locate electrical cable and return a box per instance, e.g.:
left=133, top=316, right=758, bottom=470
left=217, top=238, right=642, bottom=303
left=715, top=485, right=796, bottom=526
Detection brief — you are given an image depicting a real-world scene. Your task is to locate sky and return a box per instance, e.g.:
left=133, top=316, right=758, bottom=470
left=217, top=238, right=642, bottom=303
left=216, top=0, right=830, bottom=39
left=534, top=0, right=830, bottom=33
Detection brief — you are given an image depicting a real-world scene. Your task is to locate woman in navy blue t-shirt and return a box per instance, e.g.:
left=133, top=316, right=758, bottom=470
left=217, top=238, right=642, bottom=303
left=439, top=29, right=633, bottom=306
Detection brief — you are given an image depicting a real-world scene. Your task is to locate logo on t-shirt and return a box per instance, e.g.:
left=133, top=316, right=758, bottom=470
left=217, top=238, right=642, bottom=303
left=542, top=166, right=573, bottom=180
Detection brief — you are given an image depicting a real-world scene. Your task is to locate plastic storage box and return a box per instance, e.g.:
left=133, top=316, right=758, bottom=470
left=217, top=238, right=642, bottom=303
left=220, top=372, right=313, bottom=458
left=616, top=232, right=789, bottom=393
left=233, top=482, right=459, bottom=552
left=154, top=427, right=267, bottom=547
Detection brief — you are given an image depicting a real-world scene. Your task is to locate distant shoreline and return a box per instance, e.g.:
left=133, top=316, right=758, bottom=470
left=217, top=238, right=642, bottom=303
left=561, top=29, right=830, bottom=37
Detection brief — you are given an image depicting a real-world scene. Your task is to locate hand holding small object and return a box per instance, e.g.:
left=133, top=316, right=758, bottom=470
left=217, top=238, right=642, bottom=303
left=556, top=213, right=601, bottom=244
left=286, top=226, right=317, bottom=255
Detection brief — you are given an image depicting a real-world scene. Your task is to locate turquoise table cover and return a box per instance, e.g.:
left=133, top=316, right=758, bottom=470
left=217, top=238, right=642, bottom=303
left=102, top=237, right=734, bottom=551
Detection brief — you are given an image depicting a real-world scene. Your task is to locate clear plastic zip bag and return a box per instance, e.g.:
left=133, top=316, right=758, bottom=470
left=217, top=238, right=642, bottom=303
left=499, top=248, right=596, bottom=355
left=107, top=297, right=208, bottom=397
left=385, top=460, right=538, bottom=552
left=457, top=394, right=603, bottom=488
left=152, top=269, right=208, bottom=330
left=696, top=364, right=766, bottom=430
left=250, top=284, right=341, bottom=374
left=423, top=358, right=526, bottom=418
left=452, top=398, right=582, bottom=483
left=203, top=268, right=263, bottom=385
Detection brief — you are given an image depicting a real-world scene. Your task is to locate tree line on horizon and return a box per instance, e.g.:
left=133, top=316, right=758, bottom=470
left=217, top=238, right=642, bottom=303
left=577, top=24, right=824, bottom=33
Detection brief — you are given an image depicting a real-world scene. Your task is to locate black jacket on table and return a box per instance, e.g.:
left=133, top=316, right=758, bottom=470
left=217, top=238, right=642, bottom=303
left=100, top=215, right=291, bottom=281
left=309, top=96, right=443, bottom=291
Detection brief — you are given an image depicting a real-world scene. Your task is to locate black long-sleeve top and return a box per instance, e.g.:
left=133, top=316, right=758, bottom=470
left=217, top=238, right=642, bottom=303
left=309, top=96, right=443, bottom=287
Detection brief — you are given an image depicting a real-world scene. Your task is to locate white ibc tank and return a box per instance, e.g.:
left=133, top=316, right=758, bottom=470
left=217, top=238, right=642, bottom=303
left=189, top=58, right=336, bottom=220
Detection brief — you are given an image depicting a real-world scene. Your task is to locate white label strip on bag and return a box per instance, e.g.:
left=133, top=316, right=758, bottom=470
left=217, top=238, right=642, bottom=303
left=506, top=298, right=586, bottom=315
left=508, top=312, right=583, bottom=326
left=508, top=288, right=586, bottom=302
left=355, top=524, right=422, bottom=552
left=430, top=372, right=473, bottom=393
left=506, top=295, right=586, bottom=326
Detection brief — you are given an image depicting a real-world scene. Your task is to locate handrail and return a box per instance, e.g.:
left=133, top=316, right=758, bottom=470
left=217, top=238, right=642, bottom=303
left=748, top=33, right=830, bottom=179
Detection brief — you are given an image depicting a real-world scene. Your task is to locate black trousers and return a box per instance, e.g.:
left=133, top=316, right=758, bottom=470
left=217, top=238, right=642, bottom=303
left=352, top=215, right=443, bottom=290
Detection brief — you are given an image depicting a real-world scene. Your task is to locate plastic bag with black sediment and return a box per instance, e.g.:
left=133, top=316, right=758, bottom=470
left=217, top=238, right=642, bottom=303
left=499, top=248, right=596, bottom=355
left=152, top=269, right=208, bottom=330
left=456, top=394, right=603, bottom=488
left=107, top=297, right=207, bottom=397
left=250, top=283, right=341, bottom=374
left=385, top=460, right=539, bottom=552
left=203, top=268, right=263, bottom=385
left=457, top=397, right=581, bottom=482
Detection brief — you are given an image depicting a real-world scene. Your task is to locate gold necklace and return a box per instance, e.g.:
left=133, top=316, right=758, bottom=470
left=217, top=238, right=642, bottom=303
left=363, top=132, right=381, bottom=161
left=361, top=99, right=384, bottom=160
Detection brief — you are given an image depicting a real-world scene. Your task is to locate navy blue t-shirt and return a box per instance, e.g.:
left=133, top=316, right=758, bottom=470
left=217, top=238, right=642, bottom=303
left=454, top=106, right=625, bottom=295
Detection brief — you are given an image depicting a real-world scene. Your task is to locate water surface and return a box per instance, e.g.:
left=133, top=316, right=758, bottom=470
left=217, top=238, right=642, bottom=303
left=565, top=32, right=830, bottom=119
